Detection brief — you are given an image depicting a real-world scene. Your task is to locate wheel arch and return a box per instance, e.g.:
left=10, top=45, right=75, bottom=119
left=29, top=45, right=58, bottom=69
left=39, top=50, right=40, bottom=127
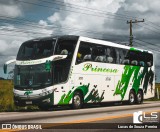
left=130, top=88, right=136, bottom=95
left=74, top=84, right=90, bottom=100
left=74, top=89, right=84, bottom=100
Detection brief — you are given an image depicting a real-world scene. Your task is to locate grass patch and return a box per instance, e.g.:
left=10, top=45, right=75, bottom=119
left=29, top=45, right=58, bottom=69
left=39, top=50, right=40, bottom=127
left=0, top=80, right=15, bottom=111
left=144, top=84, right=160, bottom=101
left=155, top=83, right=160, bottom=95
left=0, top=80, right=38, bottom=112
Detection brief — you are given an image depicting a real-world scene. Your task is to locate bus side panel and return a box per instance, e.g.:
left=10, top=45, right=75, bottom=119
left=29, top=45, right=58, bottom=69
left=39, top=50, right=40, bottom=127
left=54, top=63, right=155, bottom=106
left=114, top=65, right=155, bottom=101
left=53, top=83, right=71, bottom=105
left=74, top=73, right=104, bottom=103
left=73, top=62, right=120, bottom=103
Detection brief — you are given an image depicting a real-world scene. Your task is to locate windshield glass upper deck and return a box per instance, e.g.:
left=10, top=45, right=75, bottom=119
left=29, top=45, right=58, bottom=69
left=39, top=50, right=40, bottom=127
left=17, top=39, right=56, bottom=60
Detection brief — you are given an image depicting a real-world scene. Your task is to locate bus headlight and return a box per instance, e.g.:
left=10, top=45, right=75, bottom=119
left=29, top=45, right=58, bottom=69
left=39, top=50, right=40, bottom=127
left=40, top=90, right=53, bottom=96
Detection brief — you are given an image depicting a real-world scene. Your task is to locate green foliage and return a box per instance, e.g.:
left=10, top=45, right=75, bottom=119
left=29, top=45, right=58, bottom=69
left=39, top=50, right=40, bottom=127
left=0, top=80, right=14, bottom=111
left=145, top=84, right=160, bottom=101
left=0, top=80, right=38, bottom=112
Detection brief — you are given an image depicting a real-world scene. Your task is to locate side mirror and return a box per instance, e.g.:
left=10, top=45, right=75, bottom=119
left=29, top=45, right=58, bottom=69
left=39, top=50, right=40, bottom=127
left=3, top=59, right=16, bottom=74
left=3, top=64, right=7, bottom=74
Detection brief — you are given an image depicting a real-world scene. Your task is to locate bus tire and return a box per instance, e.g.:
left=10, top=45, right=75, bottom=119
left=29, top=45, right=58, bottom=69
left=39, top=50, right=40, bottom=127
left=136, top=90, right=143, bottom=104
left=128, top=90, right=136, bottom=105
left=72, top=91, right=83, bottom=109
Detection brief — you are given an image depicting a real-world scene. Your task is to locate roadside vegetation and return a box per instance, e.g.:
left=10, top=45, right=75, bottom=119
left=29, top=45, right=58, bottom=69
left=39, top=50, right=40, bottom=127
left=0, top=80, right=38, bottom=112
left=145, top=84, right=160, bottom=101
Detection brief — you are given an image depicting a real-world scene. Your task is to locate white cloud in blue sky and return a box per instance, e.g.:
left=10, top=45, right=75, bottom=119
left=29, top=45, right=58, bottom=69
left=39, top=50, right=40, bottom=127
left=0, top=3, right=22, bottom=18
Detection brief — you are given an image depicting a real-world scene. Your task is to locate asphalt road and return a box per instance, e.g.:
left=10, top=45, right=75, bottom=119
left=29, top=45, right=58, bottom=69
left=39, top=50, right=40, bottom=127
left=0, top=101, right=160, bottom=132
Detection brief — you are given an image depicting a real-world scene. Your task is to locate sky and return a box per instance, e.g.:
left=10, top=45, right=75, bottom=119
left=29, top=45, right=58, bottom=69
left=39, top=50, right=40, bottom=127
left=0, top=0, right=160, bottom=82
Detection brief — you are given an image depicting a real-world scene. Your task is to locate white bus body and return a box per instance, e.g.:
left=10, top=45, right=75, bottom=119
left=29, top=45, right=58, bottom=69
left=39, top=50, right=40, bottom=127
left=4, top=35, right=155, bottom=109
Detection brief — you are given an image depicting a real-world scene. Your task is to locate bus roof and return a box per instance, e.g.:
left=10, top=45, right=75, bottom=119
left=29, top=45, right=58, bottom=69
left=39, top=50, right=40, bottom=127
left=78, top=36, right=153, bottom=54
left=23, top=35, right=153, bottom=54
left=25, top=35, right=79, bottom=43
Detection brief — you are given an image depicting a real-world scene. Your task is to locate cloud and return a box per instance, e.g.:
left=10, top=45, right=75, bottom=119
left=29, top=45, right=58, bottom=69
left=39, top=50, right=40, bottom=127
left=0, top=40, right=8, bottom=53
left=0, top=3, right=22, bottom=18
left=46, top=0, right=125, bottom=37
left=48, top=12, right=61, bottom=24
left=123, top=3, right=148, bottom=12
left=39, top=20, right=48, bottom=27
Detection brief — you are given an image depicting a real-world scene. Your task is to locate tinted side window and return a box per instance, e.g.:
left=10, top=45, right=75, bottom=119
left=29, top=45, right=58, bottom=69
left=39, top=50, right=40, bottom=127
left=105, top=47, right=117, bottom=64
left=76, top=41, right=152, bottom=67
left=145, top=53, right=153, bottom=67
left=138, top=52, right=153, bottom=67
left=54, top=39, right=77, bottom=59
left=76, top=42, right=92, bottom=64
left=115, top=48, right=129, bottom=65
left=92, top=46, right=105, bottom=62
left=53, top=39, right=77, bottom=84
left=129, top=51, right=139, bottom=66
left=17, top=40, right=55, bottom=60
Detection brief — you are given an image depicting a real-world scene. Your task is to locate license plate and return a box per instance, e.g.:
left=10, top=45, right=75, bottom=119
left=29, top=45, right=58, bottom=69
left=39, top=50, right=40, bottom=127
left=26, top=101, right=32, bottom=104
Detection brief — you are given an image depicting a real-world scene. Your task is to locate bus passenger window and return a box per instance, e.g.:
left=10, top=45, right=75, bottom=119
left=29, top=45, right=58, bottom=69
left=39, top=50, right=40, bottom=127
left=139, top=61, right=145, bottom=67
left=92, top=46, right=105, bottom=63
left=55, top=39, right=77, bottom=59
left=115, top=48, right=120, bottom=64
left=145, top=53, right=153, bottom=67
left=119, top=49, right=129, bottom=65
left=105, top=47, right=112, bottom=63
left=129, top=51, right=139, bottom=66
left=105, top=47, right=116, bottom=64
left=76, top=42, right=92, bottom=64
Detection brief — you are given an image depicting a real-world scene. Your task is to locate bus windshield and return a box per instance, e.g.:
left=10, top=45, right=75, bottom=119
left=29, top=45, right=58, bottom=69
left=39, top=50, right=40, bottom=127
left=17, top=39, right=56, bottom=60
left=14, top=63, right=52, bottom=90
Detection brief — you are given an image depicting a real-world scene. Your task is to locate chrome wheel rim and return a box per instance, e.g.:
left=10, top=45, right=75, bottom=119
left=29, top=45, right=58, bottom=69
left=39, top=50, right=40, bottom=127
left=130, top=93, right=135, bottom=103
left=74, top=95, right=81, bottom=106
left=137, top=93, right=142, bottom=102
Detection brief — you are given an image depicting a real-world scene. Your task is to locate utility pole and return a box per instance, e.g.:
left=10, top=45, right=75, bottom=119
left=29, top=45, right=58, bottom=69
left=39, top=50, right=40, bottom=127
left=127, top=19, right=144, bottom=47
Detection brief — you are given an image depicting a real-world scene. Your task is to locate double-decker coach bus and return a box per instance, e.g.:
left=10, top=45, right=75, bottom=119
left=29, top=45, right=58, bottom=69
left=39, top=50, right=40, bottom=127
left=4, top=35, right=155, bottom=110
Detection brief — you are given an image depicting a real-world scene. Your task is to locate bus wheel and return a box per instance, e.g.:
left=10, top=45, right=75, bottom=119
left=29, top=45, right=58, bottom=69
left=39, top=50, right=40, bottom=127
left=72, top=91, right=83, bottom=109
left=129, top=90, right=136, bottom=105
left=136, top=90, right=143, bottom=104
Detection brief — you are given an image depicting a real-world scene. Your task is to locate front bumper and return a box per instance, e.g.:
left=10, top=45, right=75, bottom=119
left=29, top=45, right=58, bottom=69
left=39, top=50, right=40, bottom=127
left=14, top=93, right=54, bottom=107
